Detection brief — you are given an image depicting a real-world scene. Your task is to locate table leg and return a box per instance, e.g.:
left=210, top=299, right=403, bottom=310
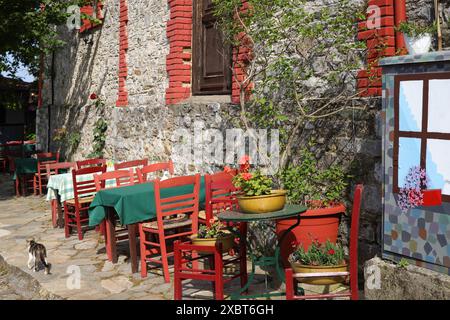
left=128, top=223, right=138, bottom=274
left=105, top=208, right=117, bottom=263
left=229, top=214, right=303, bottom=300
left=15, top=176, right=20, bottom=197
left=56, top=193, right=64, bottom=228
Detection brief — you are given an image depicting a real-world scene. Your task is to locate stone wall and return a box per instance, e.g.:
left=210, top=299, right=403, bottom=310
left=364, top=257, right=450, bottom=299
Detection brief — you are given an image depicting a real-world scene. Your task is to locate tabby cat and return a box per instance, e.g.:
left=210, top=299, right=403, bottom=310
left=26, top=239, right=51, bottom=274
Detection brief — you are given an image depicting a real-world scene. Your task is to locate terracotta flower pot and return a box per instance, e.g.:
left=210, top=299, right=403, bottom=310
left=276, top=203, right=346, bottom=267
left=289, top=261, right=348, bottom=285
left=190, top=232, right=235, bottom=253
left=237, top=190, right=287, bottom=214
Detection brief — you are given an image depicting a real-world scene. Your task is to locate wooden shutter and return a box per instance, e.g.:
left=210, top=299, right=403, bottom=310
left=192, top=0, right=232, bottom=95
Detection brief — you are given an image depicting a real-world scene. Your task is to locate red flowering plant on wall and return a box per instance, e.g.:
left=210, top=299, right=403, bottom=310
left=89, top=92, right=104, bottom=108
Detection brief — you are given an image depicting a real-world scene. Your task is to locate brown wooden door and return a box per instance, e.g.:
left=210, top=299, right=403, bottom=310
left=192, top=0, right=232, bottom=95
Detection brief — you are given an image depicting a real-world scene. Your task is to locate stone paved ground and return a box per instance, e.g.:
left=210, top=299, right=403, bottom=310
left=0, top=173, right=288, bottom=300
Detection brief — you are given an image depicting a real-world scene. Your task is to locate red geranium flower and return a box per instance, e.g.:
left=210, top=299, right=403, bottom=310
left=90, top=93, right=98, bottom=100
left=241, top=173, right=253, bottom=181
left=328, top=249, right=335, bottom=255
left=239, top=155, right=250, bottom=165
left=223, top=165, right=232, bottom=173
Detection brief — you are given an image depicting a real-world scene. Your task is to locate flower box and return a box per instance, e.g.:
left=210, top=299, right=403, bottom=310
left=422, top=189, right=442, bottom=206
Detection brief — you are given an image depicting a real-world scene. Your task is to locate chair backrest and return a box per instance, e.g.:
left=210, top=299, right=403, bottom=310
left=76, top=158, right=106, bottom=169
left=46, top=162, right=76, bottom=179
left=36, top=152, right=60, bottom=175
left=154, top=174, right=200, bottom=235
left=348, top=184, right=363, bottom=298
left=205, top=171, right=239, bottom=226
left=114, top=159, right=148, bottom=183
left=72, top=166, right=106, bottom=207
left=136, top=160, right=174, bottom=183
left=94, top=169, right=135, bottom=191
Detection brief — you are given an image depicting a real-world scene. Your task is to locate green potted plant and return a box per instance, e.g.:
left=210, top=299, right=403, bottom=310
left=396, top=21, right=436, bottom=55
left=228, top=156, right=287, bottom=214
left=232, top=169, right=287, bottom=214
left=190, top=221, right=235, bottom=252
left=276, top=148, right=348, bottom=265
left=289, top=240, right=347, bottom=285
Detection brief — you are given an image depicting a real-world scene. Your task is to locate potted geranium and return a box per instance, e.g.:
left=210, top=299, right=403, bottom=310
left=276, top=148, right=347, bottom=265
left=190, top=220, right=235, bottom=252
left=232, top=169, right=287, bottom=214
left=396, top=21, right=436, bottom=55
left=289, top=240, right=347, bottom=285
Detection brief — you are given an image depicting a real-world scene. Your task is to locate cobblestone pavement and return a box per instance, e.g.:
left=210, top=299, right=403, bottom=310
left=0, top=174, right=287, bottom=300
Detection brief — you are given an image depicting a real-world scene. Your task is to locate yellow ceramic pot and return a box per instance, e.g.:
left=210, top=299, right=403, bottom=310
left=190, top=232, right=235, bottom=252
left=289, top=262, right=348, bottom=285
left=237, top=190, right=287, bottom=214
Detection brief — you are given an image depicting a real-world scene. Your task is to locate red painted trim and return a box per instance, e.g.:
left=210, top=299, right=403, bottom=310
left=356, top=0, right=406, bottom=97
left=79, top=1, right=104, bottom=33
left=116, top=0, right=129, bottom=107
left=165, top=0, right=193, bottom=105
left=165, top=0, right=249, bottom=105
left=394, top=0, right=407, bottom=52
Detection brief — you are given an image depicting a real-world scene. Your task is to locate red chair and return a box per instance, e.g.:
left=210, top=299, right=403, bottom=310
left=46, top=162, right=76, bottom=228
left=201, top=170, right=238, bottom=225
left=76, top=158, right=106, bottom=169
left=174, top=238, right=248, bottom=300
left=94, top=169, right=135, bottom=261
left=33, top=152, right=60, bottom=195
left=173, top=179, right=247, bottom=300
left=46, top=162, right=76, bottom=177
left=285, top=184, right=363, bottom=300
left=136, top=160, right=174, bottom=183
left=114, top=159, right=148, bottom=183
left=94, top=169, right=135, bottom=190
left=139, top=174, right=200, bottom=282
left=64, top=166, right=106, bottom=240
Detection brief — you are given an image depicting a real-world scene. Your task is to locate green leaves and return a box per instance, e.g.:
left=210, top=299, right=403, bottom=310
left=0, top=0, right=79, bottom=76
left=88, top=118, right=107, bottom=159
left=290, top=240, right=345, bottom=266
left=279, top=148, right=349, bottom=207
left=232, top=170, right=273, bottom=197
left=395, top=21, right=437, bottom=38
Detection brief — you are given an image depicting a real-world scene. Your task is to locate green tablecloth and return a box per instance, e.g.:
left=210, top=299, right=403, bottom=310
left=13, top=156, right=56, bottom=180
left=5, top=144, right=36, bottom=156
left=13, top=158, right=38, bottom=178
left=88, top=176, right=206, bottom=227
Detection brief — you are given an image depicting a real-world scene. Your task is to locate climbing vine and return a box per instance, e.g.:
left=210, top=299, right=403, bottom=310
left=88, top=118, right=107, bottom=159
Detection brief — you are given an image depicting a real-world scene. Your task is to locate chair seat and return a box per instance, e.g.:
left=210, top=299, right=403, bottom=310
left=198, top=210, right=218, bottom=222
left=66, top=196, right=95, bottom=205
left=142, top=214, right=191, bottom=230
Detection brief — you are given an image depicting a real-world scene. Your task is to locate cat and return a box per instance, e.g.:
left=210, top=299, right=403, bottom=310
left=26, top=238, right=51, bottom=274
